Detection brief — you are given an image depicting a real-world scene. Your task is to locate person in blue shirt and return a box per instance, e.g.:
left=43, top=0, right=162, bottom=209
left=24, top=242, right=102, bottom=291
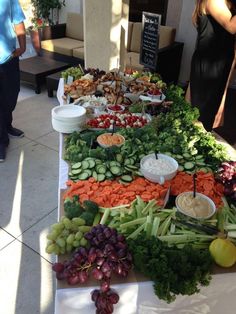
left=0, top=0, right=26, bottom=162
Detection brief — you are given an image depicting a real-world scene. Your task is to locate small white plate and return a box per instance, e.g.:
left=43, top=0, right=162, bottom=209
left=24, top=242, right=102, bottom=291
left=139, top=94, right=166, bottom=103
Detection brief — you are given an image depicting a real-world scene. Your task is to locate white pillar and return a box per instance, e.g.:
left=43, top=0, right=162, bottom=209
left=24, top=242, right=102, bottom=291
left=83, top=0, right=129, bottom=72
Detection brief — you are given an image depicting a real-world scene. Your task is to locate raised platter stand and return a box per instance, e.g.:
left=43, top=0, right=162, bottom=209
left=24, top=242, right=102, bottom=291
left=49, top=68, right=236, bottom=314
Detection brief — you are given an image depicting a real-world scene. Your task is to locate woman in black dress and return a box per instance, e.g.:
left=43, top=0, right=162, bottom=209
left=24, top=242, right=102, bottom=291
left=190, top=0, right=236, bottom=131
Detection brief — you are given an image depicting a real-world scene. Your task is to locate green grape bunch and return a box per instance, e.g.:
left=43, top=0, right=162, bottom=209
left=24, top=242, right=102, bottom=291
left=45, top=216, right=91, bottom=255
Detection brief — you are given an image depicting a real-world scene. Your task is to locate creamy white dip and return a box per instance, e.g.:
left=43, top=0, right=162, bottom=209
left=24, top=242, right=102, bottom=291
left=142, top=156, right=176, bottom=175
left=177, top=193, right=213, bottom=218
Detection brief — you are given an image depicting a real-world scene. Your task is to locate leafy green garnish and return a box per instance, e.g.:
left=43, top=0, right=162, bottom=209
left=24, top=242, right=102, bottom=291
left=128, top=234, right=213, bottom=303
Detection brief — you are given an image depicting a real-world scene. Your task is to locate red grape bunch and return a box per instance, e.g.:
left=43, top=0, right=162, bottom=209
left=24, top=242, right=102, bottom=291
left=216, top=161, right=236, bottom=201
left=52, top=224, right=132, bottom=313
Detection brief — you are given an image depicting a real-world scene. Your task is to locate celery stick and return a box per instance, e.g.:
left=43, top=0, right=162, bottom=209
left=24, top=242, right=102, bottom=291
left=148, top=206, right=154, bottom=219
left=224, top=224, right=236, bottom=231
left=158, top=234, right=215, bottom=244
left=225, top=208, right=236, bottom=224
left=221, top=196, right=229, bottom=208
left=127, top=222, right=146, bottom=239
left=170, top=223, right=176, bottom=234
left=146, top=215, right=153, bottom=238
left=192, top=242, right=210, bottom=249
left=135, top=204, right=143, bottom=218
left=151, top=216, right=161, bottom=236
left=110, top=210, right=120, bottom=217
left=142, top=199, right=157, bottom=215
left=119, top=217, right=146, bottom=229
left=160, top=216, right=172, bottom=236
left=93, top=213, right=101, bottom=226
left=100, top=208, right=110, bottom=225
left=227, top=231, right=236, bottom=238
left=100, top=204, right=130, bottom=211
left=136, top=195, right=145, bottom=208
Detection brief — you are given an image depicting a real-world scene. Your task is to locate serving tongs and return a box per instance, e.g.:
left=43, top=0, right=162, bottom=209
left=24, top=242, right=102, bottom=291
left=175, top=213, right=223, bottom=236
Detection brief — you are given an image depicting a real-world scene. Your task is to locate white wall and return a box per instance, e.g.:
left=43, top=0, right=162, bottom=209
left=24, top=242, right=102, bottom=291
left=59, top=0, right=82, bottom=23
left=175, top=0, right=196, bottom=84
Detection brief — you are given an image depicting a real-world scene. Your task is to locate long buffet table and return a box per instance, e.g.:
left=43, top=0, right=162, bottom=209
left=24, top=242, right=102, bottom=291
left=55, top=79, right=236, bottom=314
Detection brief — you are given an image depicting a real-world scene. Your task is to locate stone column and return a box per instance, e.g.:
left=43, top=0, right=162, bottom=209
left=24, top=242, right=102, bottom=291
left=83, top=0, right=129, bottom=71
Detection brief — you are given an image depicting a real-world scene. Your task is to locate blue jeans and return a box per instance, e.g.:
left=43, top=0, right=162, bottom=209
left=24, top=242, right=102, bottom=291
left=0, top=57, right=20, bottom=145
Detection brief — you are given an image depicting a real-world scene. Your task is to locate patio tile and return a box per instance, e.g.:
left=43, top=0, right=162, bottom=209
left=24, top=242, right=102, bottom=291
left=19, top=208, right=58, bottom=263
left=35, top=131, right=60, bottom=152
left=0, top=141, right=58, bottom=237
left=12, top=93, right=59, bottom=140
left=7, top=136, right=32, bottom=152
left=0, top=228, right=15, bottom=250
left=0, top=239, right=55, bottom=314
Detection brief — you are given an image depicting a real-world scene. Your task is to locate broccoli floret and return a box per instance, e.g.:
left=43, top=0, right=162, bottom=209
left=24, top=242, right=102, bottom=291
left=83, top=200, right=99, bottom=215
left=64, top=196, right=84, bottom=219
left=79, top=211, right=95, bottom=226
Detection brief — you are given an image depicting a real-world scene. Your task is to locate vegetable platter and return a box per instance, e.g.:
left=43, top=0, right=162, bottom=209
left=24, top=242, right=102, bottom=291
left=48, top=69, right=236, bottom=314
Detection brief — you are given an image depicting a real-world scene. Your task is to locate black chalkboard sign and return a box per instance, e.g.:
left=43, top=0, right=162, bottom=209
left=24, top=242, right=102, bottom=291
left=140, top=12, right=161, bottom=70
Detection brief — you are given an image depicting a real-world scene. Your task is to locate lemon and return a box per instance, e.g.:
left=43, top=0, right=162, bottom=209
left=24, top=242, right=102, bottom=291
left=209, top=238, right=236, bottom=268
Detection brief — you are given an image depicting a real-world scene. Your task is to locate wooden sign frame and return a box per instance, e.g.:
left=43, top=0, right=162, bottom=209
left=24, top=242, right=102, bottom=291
left=140, top=12, right=162, bottom=70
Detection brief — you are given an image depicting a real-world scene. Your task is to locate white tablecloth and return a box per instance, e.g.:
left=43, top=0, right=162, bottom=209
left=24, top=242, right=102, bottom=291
left=56, top=78, right=236, bottom=313
left=55, top=274, right=236, bottom=314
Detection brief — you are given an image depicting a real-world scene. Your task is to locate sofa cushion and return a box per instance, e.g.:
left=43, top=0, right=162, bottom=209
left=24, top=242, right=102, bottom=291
left=159, top=25, right=176, bottom=49
left=129, top=22, right=176, bottom=53
left=130, top=22, right=142, bottom=53
left=41, top=38, right=84, bottom=56
left=126, top=52, right=144, bottom=71
left=72, top=47, right=84, bottom=59
left=66, top=12, right=84, bottom=41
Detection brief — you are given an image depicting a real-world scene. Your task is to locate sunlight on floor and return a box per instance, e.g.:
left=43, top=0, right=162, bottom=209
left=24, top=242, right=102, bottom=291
left=40, top=228, right=54, bottom=313
left=6, top=151, right=24, bottom=312
left=9, top=151, right=24, bottom=237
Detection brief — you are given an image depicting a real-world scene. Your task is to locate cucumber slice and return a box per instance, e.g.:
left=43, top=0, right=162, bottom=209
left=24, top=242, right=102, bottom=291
left=84, top=169, right=92, bottom=176
left=69, top=176, right=79, bottom=181
left=134, top=170, right=144, bottom=177
left=196, top=161, right=206, bottom=166
left=97, top=174, right=106, bottom=182
left=178, top=165, right=184, bottom=172
left=124, top=165, right=139, bottom=171
left=78, top=172, right=89, bottom=180
left=195, top=155, right=204, bottom=160
left=92, top=171, right=98, bottom=181
left=110, top=166, right=121, bottom=175
left=175, top=154, right=184, bottom=160
left=81, top=160, right=90, bottom=170
left=105, top=171, right=113, bottom=179
left=183, top=153, right=192, bottom=159
left=71, top=162, right=82, bottom=169
left=109, top=161, right=121, bottom=167
left=96, top=165, right=107, bottom=174
left=84, top=157, right=93, bottom=160
left=71, top=168, right=82, bottom=175
left=88, top=159, right=96, bottom=169
left=124, top=159, right=131, bottom=166
left=116, top=154, right=123, bottom=163
left=120, top=175, right=133, bottom=182
left=184, top=162, right=195, bottom=170
left=95, top=159, right=103, bottom=165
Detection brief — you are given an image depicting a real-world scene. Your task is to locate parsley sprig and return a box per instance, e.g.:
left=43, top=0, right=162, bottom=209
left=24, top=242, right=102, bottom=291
left=128, top=234, right=213, bottom=303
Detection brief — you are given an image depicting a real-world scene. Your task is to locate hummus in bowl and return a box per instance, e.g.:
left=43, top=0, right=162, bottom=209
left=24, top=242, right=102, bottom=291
left=175, top=192, right=216, bottom=219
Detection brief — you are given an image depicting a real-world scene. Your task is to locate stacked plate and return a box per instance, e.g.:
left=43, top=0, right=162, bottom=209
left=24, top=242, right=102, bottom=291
left=51, top=105, right=86, bottom=133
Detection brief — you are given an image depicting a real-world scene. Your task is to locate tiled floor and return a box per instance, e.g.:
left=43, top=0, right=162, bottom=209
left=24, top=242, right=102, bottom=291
left=0, top=84, right=59, bottom=314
